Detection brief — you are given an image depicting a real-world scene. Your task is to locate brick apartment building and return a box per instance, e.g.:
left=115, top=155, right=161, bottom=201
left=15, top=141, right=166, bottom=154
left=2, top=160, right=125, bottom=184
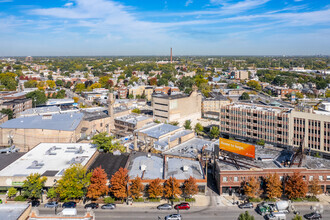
left=0, top=98, right=32, bottom=118
left=219, top=103, right=330, bottom=157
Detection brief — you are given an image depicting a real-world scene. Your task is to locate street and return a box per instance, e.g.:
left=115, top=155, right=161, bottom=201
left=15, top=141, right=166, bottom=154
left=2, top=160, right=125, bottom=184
left=37, top=204, right=330, bottom=220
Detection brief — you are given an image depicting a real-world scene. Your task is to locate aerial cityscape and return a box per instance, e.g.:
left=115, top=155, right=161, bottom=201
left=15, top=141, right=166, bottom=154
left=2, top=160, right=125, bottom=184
left=0, top=0, right=329, bottom=220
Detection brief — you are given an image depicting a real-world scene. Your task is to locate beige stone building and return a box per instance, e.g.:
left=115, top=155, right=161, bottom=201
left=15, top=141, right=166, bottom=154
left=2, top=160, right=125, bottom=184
left=219, top=103, right=330, bottom=157
left=0, top=111, right=111, bottom=151
left=152, top=88, right=202, bottom=125
left=128, top=85, right=154, bottom=101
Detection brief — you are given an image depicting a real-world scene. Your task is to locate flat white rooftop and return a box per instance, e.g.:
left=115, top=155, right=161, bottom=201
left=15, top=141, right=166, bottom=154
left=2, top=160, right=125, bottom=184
left=0, top=143, right=97, bottom=177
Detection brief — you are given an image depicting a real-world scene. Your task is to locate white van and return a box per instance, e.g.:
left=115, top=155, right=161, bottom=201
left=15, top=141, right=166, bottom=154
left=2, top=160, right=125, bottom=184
left=266, top=212, right=286, bottom=220
left=60, top=208, right=77, bottom=216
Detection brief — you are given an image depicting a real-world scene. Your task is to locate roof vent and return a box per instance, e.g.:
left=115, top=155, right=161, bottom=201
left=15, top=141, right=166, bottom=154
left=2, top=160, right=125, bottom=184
left=140, top=164, right=147, bottom=171
left=147, top=153, right=151, bottom=158
left=183, top=165, right=189, bottom=172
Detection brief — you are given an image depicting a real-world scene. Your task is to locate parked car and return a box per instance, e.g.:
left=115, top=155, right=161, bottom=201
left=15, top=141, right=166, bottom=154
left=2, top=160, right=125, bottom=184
left=157, top=203, right=172, bottom=210
left=101, top=203, right=116, bottom=209
left=62, top=201, right=76, bottom=208
left=165, top=214, right=182, bottom=220
left=304, top=212, right=322, bottom=220
left=30, top=200, right=40, bottom=207
left=238, top=202, right=254, bottom=209
left=44, top=201, right=59, bottom=208
left=174, top=203, right=190, bottom=210
left=61, top=208, right=77, bottom=216
left=84, top=203, right=99, bottom=209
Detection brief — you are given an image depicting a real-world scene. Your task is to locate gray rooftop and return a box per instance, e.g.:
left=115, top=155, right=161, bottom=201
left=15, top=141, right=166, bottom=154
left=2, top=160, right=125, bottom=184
left=137, top=123, right=181, bottom=139
left=0, top=204, right=30, bottom=220
left=217, top=145, right=330, bottom=171
left=128, top=154, right=163, bottom=179
left=19, top=106, right=61, bottom=117
left=166, top=157, right=204, bottom=179
left=164, top=138, right=213, bottom=158
left=0, top=113, right=84, bottom=131
left=154, top=130, right=193, bottom=149
left=116, top=114, right=151, bottom=125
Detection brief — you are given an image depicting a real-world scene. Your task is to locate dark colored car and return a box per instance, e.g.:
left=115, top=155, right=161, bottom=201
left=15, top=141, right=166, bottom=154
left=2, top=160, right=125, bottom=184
left=101, top=203, right=116, bottom=209
left=44, top=201, right=59, bottom=208
left=84, top=203, right=99, bottom=209
left=304, top=212, right=322, bottom=220
left=30, top=200, right=40, bottom=207
left=157, top=203, right=172, bottom=210
left=238, top=202, right=254, bottom=209
left=62, top=201, right=77, bottom=208
left=174, top=202, right=190, bottom=210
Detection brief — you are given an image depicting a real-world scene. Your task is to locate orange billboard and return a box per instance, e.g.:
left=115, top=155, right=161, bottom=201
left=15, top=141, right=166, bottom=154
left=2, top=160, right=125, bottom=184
left=219, top=138, right=255, bottom=158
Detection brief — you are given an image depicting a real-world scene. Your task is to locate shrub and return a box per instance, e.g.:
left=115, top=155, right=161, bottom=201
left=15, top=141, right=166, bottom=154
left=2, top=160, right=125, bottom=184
left=14, top=195, right=26, bottom=201
left=185, top=198, right=196, bottom=202
left=7, top=187, right=17, bottom=198
left=103, top=197, right=115, bottom=204
left=248, top=197, right=262, bottom=203
left=133, top=198, right=144, bottom=202
left=148, top=198, right=161, bottom=202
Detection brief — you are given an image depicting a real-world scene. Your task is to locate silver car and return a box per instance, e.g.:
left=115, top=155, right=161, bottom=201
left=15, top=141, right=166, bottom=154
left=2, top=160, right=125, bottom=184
left=165, top=214, right=182, bottom=220
left=157, top=203, right=172, bottom=210
left=44, top=201, right=59, bottom=208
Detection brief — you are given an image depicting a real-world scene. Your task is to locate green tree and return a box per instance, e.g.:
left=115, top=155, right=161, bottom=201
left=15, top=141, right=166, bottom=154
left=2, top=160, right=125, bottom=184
left=0, top=108, right=13, bottom=120
left=22, top=173, right=47, bottom=200
left=74, top=83, right=85, bottom=93
left=256, top=139, right=265, bottom=146
left=194, top=123, right=204, bottom=134
left=7, top=187, right=17, bottom=198
left=24, top=80, right=38, bottom=88
left=47, top=187, right=57, bottom=199
left=228, top=83, right=238, bottom=89
left=92, top=132, right=125, bottom=153
left=209, top=126, right=220, bottom=139
left=26, top=90, right=48, bottom=106
left=238, top=211, right=255, bottom=220
left=55, top=80, right=63, bottom=87
left=132, top=108, right=141, bottom=114
left=247, top=80, right=261, bottom=91
left=0, top=72, right=17, bottom=90
left=292, top=214, right=303, bottom=220
left=240, top=92, right=250, bottom=100
left=55, top=164, right=91, bottom=201
left=184, top=120, right=192, bottom=130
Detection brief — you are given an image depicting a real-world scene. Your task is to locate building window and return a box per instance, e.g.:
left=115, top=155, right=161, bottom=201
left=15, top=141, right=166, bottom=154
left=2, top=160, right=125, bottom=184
left=223, top=177, right=227, bottom=182
left=319, top=176, right=323, bottom=181
left=309, top=176, right=313, bottom=181
left=234, top=177, right=238, bottom=182
left=327, top=176, right=330, bottom=181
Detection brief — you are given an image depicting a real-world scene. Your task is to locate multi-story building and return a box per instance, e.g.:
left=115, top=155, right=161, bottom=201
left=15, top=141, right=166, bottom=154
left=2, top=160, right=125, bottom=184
left=128, top=85, right=154, bottom=101
left=202, top=92, right=230, bottom=119
left=0, top=98, right=32, bottom=118
left=152, top=87, right=201, bottom=124
left=219, top=103, right=330, bottom=157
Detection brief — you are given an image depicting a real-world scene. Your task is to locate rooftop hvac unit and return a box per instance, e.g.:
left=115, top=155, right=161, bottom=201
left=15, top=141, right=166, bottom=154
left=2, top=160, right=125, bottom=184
left=183, top=165, right=189, bottom=172
left=140, top=164, right=147, bottom=171
left=147, top=153, right=151, bottom=158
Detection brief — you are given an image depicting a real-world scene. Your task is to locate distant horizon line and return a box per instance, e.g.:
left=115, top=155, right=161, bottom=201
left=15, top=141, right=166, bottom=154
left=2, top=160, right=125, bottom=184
left=1, top=54, right=329, bottom=58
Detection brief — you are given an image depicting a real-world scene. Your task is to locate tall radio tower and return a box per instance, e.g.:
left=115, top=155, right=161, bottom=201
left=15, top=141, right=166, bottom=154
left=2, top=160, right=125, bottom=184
left=170, top=48, right=173, bottom=63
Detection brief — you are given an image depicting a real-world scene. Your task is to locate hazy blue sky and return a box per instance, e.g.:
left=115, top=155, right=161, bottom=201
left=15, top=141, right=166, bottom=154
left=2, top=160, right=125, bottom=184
left=0, top=0, right=329, bottom=56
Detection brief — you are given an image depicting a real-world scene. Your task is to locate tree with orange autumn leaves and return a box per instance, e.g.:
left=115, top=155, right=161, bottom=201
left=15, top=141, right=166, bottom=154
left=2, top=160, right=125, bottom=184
left=285, top=172, right=308, bottom=199
left=243, top=177, right=261, bottom=198
left=183, top=177, right=198, bottom=198
left=130, top=177, right=144, bottom=199
left=265, top=173, right=282, bottom=199
left=86, top=166, right=108, bottom=200
left=164, top=177, right=181, bottom=199
left=110, top=168, right=129, bottom=200
left=147, top=178, right=163, bottom=199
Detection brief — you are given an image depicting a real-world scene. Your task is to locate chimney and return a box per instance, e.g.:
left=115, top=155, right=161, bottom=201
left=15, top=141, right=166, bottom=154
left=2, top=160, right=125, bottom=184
left=108, top=93, right=115, bottom=130
left=170, top=48, right=172, bottom=63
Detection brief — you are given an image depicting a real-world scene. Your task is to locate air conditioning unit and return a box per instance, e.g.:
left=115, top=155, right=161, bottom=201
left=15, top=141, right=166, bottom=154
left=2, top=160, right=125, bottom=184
left=140, top=164, right=147, bottom=171
left=183, top=165, right=189, bottom=172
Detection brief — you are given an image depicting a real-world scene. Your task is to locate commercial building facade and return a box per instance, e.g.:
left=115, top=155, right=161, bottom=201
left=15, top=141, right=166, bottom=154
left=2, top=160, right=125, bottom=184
left=219, top=103, right=330, bottom=156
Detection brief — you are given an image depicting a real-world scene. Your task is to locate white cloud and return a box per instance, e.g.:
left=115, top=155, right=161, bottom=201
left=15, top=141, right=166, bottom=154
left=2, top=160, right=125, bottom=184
left=64, top=2, right=73, bottom=7
left=185, top=0, right=193, bottom=7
